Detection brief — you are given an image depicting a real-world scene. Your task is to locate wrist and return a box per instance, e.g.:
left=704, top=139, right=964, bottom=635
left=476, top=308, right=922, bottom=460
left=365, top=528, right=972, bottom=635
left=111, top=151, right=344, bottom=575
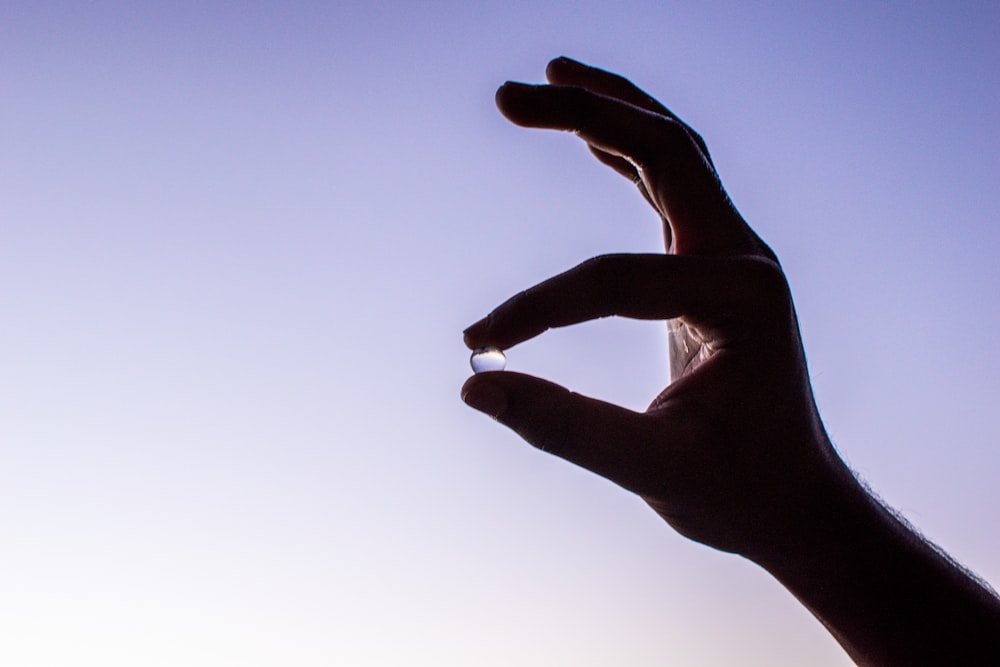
left=748, top=445, right=1000, bottom=665
left=745, top=444, right=868, bottom=571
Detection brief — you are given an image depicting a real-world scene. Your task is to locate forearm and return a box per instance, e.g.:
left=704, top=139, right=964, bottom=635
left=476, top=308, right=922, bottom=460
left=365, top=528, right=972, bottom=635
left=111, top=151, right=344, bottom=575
left=753, top=455, right=1000, bottom=665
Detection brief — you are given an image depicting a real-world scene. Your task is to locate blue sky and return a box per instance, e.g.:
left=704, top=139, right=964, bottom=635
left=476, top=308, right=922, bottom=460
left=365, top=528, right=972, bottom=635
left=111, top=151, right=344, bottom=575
left=2, top=2, right=998, bottom=665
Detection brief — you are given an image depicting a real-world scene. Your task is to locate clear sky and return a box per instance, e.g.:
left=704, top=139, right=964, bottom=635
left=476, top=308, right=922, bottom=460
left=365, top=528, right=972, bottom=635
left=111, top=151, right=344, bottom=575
left=2, top=2, right=998, bottom=665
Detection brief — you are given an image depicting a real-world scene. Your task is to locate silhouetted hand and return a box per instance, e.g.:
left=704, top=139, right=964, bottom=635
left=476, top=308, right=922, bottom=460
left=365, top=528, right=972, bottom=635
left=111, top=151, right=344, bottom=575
left=462, top=57, right=838, bottom=559
left=462, top=58, right=1000, bottom=665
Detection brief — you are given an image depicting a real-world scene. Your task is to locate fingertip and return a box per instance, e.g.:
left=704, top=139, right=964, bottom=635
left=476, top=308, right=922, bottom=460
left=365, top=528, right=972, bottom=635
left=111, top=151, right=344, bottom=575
left=495, top=81, right=532, bottom=102
left=546, top=56, right=587, bottom=82
left=461, top=375, right=508, bottom=419
left=495, top=81, right=537, bottom=120
left=494, top=81, right=513, bottom=105
left=462, top=314, right=491, bottom=349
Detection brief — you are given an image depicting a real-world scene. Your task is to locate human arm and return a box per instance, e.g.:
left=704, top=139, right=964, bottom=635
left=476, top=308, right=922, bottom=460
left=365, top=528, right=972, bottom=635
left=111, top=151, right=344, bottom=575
left=461, top=57, right=1000, bottom=665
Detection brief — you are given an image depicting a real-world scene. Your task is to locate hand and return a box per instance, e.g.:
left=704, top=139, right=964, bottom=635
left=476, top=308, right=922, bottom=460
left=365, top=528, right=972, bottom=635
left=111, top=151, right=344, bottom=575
left=462, top=57, right=842, bottom=559
left=462, top=58, right=1000, bottom=664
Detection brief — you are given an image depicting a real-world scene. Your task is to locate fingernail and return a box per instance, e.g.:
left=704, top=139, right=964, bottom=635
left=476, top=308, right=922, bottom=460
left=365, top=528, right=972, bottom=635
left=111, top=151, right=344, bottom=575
left=547, top=57, right=587, bottom=80
left=553, top=55, right=585, bottom=69
left=462, top=380, right=507, bottom=419
left=496, top=81, right=538, bottom=101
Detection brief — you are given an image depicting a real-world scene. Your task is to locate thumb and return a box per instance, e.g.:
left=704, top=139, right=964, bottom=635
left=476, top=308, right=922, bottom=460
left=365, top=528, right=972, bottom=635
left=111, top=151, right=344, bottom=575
left=462, top=371, right=651, bottom=490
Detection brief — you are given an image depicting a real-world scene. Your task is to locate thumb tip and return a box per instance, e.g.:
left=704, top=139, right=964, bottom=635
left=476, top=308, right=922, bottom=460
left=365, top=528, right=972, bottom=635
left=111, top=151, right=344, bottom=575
left=461, top=376, right=508, bottom=419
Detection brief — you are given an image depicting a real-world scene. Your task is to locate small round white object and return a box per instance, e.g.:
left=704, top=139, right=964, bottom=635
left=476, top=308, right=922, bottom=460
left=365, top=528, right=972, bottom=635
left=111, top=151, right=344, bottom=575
left=470, top=346, right=506, bottom=373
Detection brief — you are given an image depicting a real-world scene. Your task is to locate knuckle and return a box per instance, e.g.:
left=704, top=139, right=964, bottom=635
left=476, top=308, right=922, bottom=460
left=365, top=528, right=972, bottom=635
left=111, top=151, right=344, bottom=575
left=642, top=116, right=702, bottom=170
left=686, top=127, right=710, bottom=153
left=511, top=285, right=546, bottom=321
left=581, top=253, right=632, bottom=306
left=732, top=256, right=793, bottom=317
left=580, top=252, right=627, bottom=275
left=564, top=85, right=595, bottom=127
left=656, top=116, right=693, bottom=145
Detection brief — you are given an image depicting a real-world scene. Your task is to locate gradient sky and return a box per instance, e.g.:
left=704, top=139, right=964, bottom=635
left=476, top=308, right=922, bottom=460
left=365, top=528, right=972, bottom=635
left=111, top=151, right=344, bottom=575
left=2, top=2, right=998, bottom=665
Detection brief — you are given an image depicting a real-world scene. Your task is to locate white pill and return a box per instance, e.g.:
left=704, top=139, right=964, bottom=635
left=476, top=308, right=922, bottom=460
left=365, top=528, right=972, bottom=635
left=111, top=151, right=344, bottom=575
left=470, top=346, right=506, bottom=373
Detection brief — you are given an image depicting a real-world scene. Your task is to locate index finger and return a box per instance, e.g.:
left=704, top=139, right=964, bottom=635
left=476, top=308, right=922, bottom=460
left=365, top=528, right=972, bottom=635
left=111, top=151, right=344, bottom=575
left=463, top=253, right=757, bottom=351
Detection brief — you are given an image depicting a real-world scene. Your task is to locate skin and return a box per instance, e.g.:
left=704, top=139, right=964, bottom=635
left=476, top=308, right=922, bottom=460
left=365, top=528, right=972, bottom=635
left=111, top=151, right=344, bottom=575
left=461, top=57, right=1000, bottom=665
